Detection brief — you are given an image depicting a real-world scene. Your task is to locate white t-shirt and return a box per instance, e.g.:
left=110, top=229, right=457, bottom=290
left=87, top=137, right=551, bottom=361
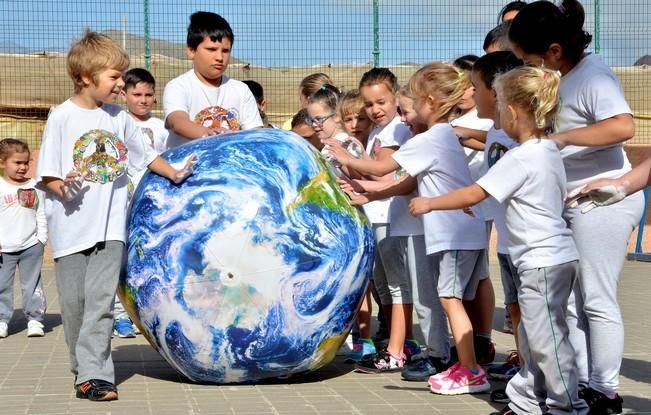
left=163, top=71, right=263, bottom=149
left=392, top=123, right=487, bottom=254
left=481, top=127, right=518, bottom=254
left=555, top=53, right=633, bottom=191
left=136, top=116, right=168, bottom=153
left=37, top=100, right=159, bottom=258
left=0, top=178, right=47, bottom=252
left=362, top=117, right=409, bottom=225
left=477, top=139, right=578, bottom=270
left=450, top=108, right=493, bottom=181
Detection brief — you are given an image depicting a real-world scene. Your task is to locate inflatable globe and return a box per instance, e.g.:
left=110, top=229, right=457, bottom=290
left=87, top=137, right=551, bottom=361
left=119, top=129, right=374, bottom=384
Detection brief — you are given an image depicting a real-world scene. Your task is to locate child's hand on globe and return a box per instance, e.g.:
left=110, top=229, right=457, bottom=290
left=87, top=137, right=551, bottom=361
left=173, top=154, right=198, bottom=184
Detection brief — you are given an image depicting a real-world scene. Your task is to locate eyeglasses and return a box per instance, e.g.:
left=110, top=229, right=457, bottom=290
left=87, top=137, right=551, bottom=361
left=305, top=112, right=336, bottom=126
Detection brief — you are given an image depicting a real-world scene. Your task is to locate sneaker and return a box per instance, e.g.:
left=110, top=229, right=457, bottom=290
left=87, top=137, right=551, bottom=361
left=580, top=387, right=623, bottom=415
left=401, top=355, right=450, bottom=381
left=355, top=349, right=405, bottom=374
left=27, top=320, right=45, bottom=337
left=450, top=335, right=496, bottom=365
left=490, top=388, right=510, bottom=404
left=75, top=379, right=118, bottom=401
left=490, top=405, right=517, bottom=415
left=0, top=322, right=7, bottom=338
left=403, top=339, right=421, bottom=363
left=487, top=350, right=520, bottom=380
left=113, top=317, right=136, bottom=338
left=345, top=339, right=376, bottom=363
left=428, top=363, right=490, bottom=395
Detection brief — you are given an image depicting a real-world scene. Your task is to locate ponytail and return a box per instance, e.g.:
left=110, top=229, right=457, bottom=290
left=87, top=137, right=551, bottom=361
left=494, top=66, right=561, bottom=129
left=509, top=0, right=591, bottom=64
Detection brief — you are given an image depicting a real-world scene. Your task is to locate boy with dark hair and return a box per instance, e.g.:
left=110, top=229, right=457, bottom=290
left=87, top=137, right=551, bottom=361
left=164, top=11, right=262, bottom=148
left=243, top=79, right=274, bottom=128
left=483, top=20, right=513, bottom=53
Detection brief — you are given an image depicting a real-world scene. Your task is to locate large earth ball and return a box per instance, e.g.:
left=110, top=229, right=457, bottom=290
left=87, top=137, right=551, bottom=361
left=120, top=129, right=374, bottom=384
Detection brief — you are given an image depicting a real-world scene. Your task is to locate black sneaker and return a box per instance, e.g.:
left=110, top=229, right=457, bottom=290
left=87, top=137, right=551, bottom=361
left=490, top=388, right=510, bottom=404
left=581, top=387, right=623, bottom=415
left=401, top=355, right=450, bottom=381
left=450, top=335, right=496, bottom=365
left=489, top=406, right=516, bottom=415
left=354, top=349, right=404, bottom=374
left=75, top=379, right=118, bottom=401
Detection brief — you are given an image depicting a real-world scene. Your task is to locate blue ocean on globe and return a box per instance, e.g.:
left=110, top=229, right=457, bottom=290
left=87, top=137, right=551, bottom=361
left=120, top=128, right=375, bottom=384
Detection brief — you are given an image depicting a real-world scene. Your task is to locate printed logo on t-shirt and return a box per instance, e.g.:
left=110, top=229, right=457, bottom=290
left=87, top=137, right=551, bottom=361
left=17, top=188, right=38, bottom=209
left=194, top=106, right=241, bottom=131
left=73, top=129, right=128, bottom=184
left=141, top=127, right=154, bottom=146
left=487, top=142, right=510, bottom=168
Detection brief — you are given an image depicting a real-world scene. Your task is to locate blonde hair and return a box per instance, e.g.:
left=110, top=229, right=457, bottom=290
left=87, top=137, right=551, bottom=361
left=299, top=73, right=335, bottom=100
left=338, top=89, right=365, bottom=118
left=494, top=66, right=561, bottom=129
left=67, top=31, right=130, bottom=93
left=407, top=62, right=471, bottom=122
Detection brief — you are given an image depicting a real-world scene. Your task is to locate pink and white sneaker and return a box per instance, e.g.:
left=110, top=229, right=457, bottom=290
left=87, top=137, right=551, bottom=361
left=428, top=363, right=490, bottom=395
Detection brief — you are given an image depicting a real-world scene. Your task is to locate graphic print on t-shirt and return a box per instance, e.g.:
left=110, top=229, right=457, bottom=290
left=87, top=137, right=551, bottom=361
left=194, top=106, right=241, bottom=131
left=487, top=142, right=510, bottom=168
left=73, top=129, right=128, bottom=184
left=17, top=188, right=38, bottom=209
left=141, top=127, right=154, bottom=146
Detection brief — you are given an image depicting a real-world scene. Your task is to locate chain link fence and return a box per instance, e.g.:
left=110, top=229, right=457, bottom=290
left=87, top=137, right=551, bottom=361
left=1, top=0, right=649, bottom=149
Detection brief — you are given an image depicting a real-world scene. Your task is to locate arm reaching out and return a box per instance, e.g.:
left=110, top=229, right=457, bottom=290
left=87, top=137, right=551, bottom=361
left=409, top=184, right=489, bottom=216
left=148, top=154, right=197, bottom=184
left=566, top=156, right=651, bottom=213
left=329, top=145, right=400, bottom=176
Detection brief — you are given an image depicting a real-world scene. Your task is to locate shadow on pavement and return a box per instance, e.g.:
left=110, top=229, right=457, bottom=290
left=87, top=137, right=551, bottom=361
left=113, top=343, right=355, bottom=386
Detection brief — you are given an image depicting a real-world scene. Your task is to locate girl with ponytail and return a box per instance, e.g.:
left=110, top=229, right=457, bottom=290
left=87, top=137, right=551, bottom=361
left=509, top=2, right=643, bottom=413
left=408, top=66, right=589, bottom=414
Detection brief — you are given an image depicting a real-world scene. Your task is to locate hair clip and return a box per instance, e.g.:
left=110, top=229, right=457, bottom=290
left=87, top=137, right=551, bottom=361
left=457, top=70, right=465, bottom=78
left=319, top=85, right=328, bottom=91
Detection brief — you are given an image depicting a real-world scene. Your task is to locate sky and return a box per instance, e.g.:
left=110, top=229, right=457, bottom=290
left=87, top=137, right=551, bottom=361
left=0, top=0, right=648, bottom=67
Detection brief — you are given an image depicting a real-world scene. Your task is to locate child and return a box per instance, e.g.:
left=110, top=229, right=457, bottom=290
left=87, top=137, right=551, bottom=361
left=344, top=86, right=452, bottom=380
left=339, top=89, right=373, bottom=148
left=282, top=73, right=335, bottom=130
left=164, top=11, right=262, bottom=149
left=498, top=0, right=527, bottom=22
left=509, top=2, right=644, bottom=412
left=331, top=64, right=488, bottom=393
left=469, top=52, right=524, bottom=392
left=37, top=31, right=195, bottom=401
left=243, top=79, right=275, bottom=128
left=483, top=20, right=513, bottom=53
left=409, top=66, right=588, bottom=414
left=114, top=67, right=168, bottom=338
left=340, top=67, right=428, bottom=374
left=306, top=84, right=364, bottom=179
left=450, top=55, right=497, bottom=367
left=291, top=108, right=320, bottom=149
left=0, top=139, right=47, bottom=339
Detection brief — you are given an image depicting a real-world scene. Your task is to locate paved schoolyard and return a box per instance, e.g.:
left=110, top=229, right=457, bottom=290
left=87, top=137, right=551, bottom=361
left=1, top=260, right=650, bottom=415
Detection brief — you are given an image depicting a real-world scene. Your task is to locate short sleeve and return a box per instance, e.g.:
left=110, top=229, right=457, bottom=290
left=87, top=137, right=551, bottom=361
left=391, top=133, right=436, bottom=177
left=581, top=73, right=632, bottom=122
left=238, top=86, right=264, bottom=130
left=476, top=152, right=527, bottom=203
left=36, top=113, right=64, bottom=180
left=124, top=115, right=158, bottom=173
left=163, top=77, right=190, bottom=121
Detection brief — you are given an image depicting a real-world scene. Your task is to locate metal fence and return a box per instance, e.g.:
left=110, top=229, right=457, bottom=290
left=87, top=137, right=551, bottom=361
left=1, top=0, right=649, bottom=149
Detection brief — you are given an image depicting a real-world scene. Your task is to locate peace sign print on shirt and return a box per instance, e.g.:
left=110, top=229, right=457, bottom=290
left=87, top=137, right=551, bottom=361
left=73, top=129, right=128, bottom=184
